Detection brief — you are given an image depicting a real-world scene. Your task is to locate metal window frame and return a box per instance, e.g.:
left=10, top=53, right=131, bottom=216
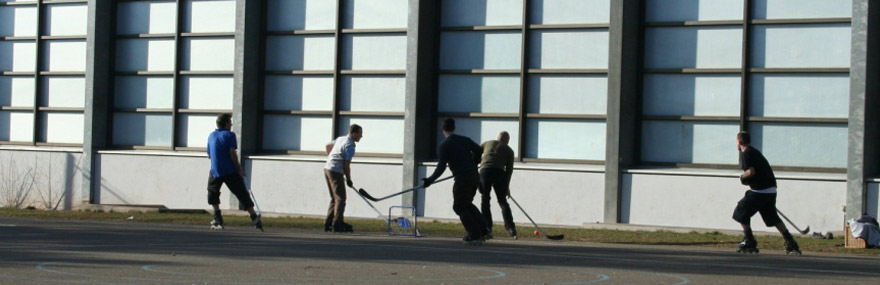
left=637, top=0, right=851, bottom=172
left=257, top=0, right=409, bottom=157
left=108, top=0, right=236, bottom=151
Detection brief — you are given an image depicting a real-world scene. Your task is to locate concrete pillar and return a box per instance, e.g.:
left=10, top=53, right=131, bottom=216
left=230, top=0, right=264, bottom=208
left=81, top=0, right=114, bottom=204
left=604, top=0, right=641, bottom=223
left=402, top=0, right=440, bottom=212
left=847, top=0, right=880, bottom=220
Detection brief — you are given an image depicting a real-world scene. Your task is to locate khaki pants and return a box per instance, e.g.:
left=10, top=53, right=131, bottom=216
left=324, top=169, right=347, bottom=227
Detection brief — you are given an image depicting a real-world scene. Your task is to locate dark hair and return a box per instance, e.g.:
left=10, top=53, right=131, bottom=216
left=737, top=131, right=751, bottom=145
left=441, top=117, right=455, bottom=132
left=349, top=124, right=362, bottom=134
left=216, top=113, right=232, bottom=128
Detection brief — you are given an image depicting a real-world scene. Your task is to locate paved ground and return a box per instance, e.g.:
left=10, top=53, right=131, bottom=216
left=1, top=218, right=879, bottom=284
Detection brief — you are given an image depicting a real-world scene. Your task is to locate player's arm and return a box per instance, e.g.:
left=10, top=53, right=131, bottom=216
left=740, top=167, right=755, bottom=184
left=325, top=141, right=335, bottom=155
left=229, top=147, right=244, bottom=177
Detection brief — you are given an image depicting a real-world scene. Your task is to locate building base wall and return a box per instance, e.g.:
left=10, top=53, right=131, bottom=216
left=0, top=149, right=82, bottom=210
left=623, top=173, right=845, bottom=233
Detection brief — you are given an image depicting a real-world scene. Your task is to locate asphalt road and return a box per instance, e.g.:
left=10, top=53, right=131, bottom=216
left=1, top=217, right=879, bottom=284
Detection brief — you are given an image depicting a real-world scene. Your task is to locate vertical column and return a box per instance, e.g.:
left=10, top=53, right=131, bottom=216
left=847, top=0, right=880, bottom=220
left=81, top=0, right=114, bottom=204
left=233, top=0, right=263, bottom=157
left=604, top=0, right=641, bottom=223
left=402, top=0, right=439, bottom=210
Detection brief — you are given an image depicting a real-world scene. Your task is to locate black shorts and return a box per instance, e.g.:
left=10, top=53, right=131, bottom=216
left=732, top=191, right=782, bottom=227
left=207, top=173, right=254, bottom=209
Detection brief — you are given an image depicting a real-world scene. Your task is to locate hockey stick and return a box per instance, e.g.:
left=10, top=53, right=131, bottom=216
left=243, top=177, right=264, bottom=232
left=776, top=209, right=810, bottom=235
left=349, top=185, right=389, bottom=221
left=508, top=194, right=564, bottom=240
left=358, top=176, right=453, bottom=202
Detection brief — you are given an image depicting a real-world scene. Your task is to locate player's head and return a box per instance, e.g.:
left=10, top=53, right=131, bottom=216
left=498, top=131, right=510, bottom=144
left=441, top=118, right=456, bottom=134
left=736, top=131, right=751, bottom=148
left=216, top=113, right=232, bottom=129
left=349, top=124, right=363, bottom=142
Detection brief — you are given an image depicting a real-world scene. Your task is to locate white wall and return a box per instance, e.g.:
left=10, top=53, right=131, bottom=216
left=0, top=149, right=82, bottom=210
left=96, top=153, right=220, bottom=209
left=247, top=158, right=402, bottom=219
left=623, top=172, right=845, bottom=233
left=420, top=165, right=605, bottom=226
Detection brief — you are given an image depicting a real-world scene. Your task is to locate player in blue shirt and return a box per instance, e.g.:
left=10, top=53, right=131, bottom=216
left=323, top=124, right=363, bottom=233
left=206, top=113, right=262, bottom=231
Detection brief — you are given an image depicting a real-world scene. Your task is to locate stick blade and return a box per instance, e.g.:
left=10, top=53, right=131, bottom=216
left=799, top=226, right=810, bottom=235
left=546, top=234, right=564, bottom=240
left=358, top=188, right=379, bottom=202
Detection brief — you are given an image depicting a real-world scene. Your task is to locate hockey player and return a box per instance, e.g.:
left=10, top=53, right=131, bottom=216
left=479, top=131, right=517, bottom=239
left=423, top=118, right=489, bottom=245
left=206, top=113, right=263, bottom=231
left=732, top=131, right=800, bottom=254
left=323, top=124, right=363, bottom=233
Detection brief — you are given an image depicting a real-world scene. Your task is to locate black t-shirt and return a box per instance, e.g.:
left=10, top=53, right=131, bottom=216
left=427, top=134, right=482, bottom=181
left=740, top=146, right=777, bottom=190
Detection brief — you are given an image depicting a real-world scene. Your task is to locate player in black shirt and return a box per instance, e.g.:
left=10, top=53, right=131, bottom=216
left=423, top=118, right=489, bottom=245
left=732, top=131, right=800, bottom=254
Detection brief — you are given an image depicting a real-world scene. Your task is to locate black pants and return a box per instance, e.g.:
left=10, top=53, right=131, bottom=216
left=479, top=168, right=515, bottom=231
left=452, top=171, right=488, bottom=238
left=732, top=191, right=782, bottom=227
left=207, top=173, right=254, bottom=209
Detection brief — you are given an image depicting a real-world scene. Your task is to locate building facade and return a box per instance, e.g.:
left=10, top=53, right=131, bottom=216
left=1, top=0, right=878, bottom=233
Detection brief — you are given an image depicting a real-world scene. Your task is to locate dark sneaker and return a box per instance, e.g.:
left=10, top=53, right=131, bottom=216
left=507, top=227, right=517, bottom=237
left=483, top=228, right=493, bottom=240
left=784, top=239, right=801, bottom=255
left=250, top=214, right=264, bottom=232
left=462, top=235, right=483, bottom=246
left=324, top=222, right=332, bottom=232
left=332, top=222, right=353, bottom=233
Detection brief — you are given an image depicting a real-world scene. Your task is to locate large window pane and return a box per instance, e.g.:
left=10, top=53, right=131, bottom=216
left=177, top=114, right=216, bottom=147
left=341, top=34, right=406, bottom=70
left=531, top=0, right=610, bottom=25
left=0, top=111, right=33, bottom=142
left=529, top=30, right=609, bottom=69
left=41, top=77, right=84, bottom=108
left=262, top=115, right=331, bottom=151
left=42, top=40, right=86, bottom=72
left=181, top=38, right=234, bottom=71
left=39, top=112, right=83, bottom=144
left=753, top=0, right=851, bottom=20
left=525, top=119, right=605, bottom=160
left=179, top=76, right=233, bottom=110
left=749, top=74, right=848, bottom=118
left=750, top=122, right=847, bottom=168
left=342, top=0, right=407, bottom=29
left=438, top=75, right=519, bottom=113
left=0, top=41, right=37, bottom=71
left=338, top=116, right=403, bottom=154
left=0, top=77, right=35, bottom=107
left=340, top=75, right=405, bottom=112
left=439, top=31, right=522, bottom=70
left=117, top=1, right=177, bottom=35
left=751, top=24, right=850, bottom=68
left=44, top=3, right=87, bottom=36
left=645, top=0, right=743, bottom=22
left=267, top=0, right=336, bottom=31
left=438, top=118, right=520, bottom=156
left=441, top=0, right=523, bottom=27
left=264, top=75, right=333, bottom=111
left=265, top=35, right=335, bottom=71
left=114, top=76, right=174, bottom=109
left=644, top=27, right=742, bottom=69
left=184, top=0, right=235, bottom=33
left=642, top=74, right=740, bottom=116
left=115, top=39, right=176, bottom=72
left=641, top=120, right=739, bottom=164
left=527, top=74, right=607, bottom=115
left=112, top=113, right=172, bottom=146
left=0, top=6, right=37, bottom=37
